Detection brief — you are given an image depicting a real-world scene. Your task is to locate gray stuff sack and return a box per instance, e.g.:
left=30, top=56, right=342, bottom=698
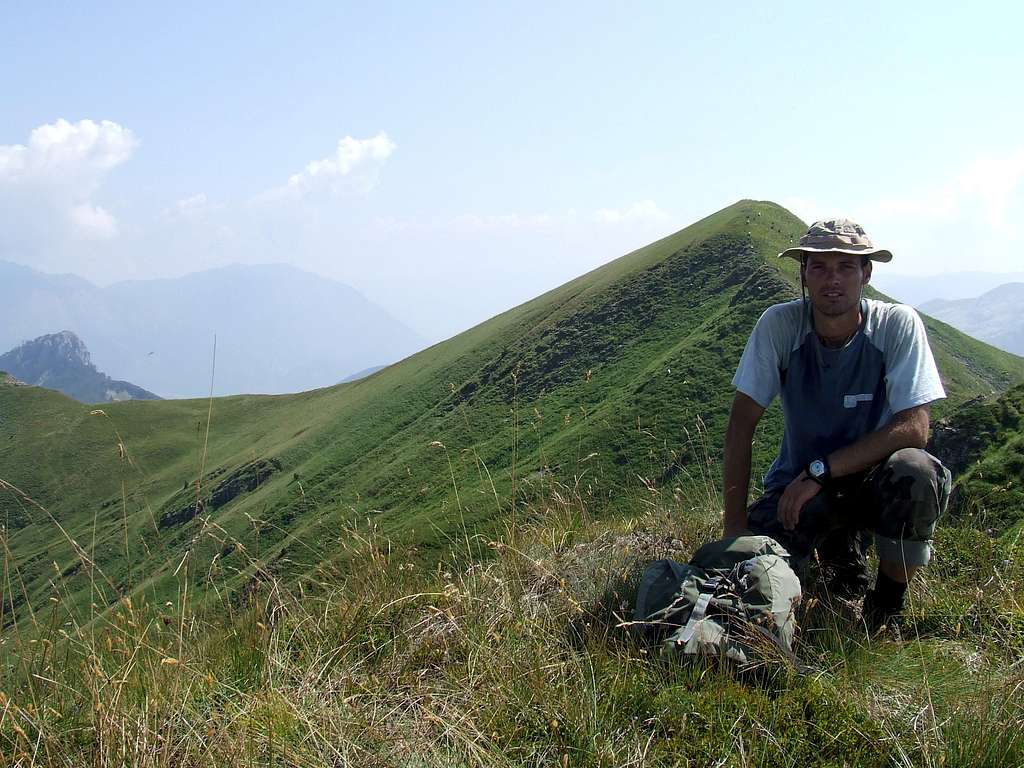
left=633, top=535, right=802, bottom=668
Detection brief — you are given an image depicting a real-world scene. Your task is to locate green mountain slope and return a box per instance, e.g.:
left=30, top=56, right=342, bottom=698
left=3, top=200, right=1023, bottom=625
left=929, top=382, right=1024, bottom=535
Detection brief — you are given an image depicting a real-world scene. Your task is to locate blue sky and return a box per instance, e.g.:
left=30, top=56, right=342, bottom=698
left=3, top=1, right=1023, bottom=339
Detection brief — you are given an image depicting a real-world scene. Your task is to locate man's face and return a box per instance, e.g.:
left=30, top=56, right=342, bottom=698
left=802, top=252, right=871, bottom=318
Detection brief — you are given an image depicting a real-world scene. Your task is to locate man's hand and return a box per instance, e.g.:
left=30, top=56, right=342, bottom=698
left=776, top=471, right=822, bottom=531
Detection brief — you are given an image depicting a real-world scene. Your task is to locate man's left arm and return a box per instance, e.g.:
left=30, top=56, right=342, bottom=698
left=828, top=403, right=930, bottom=477
left=776, top=405, right=930, bottom=530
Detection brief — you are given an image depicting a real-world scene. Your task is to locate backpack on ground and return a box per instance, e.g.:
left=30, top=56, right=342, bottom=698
left=632, top=535, right=802, bottom=668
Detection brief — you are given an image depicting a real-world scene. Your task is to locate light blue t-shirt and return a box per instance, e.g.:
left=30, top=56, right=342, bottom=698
left=732, top=298, right=945, bottom=491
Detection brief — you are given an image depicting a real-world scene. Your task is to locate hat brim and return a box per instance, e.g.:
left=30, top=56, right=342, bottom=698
left=778, top=246, right=893, bottom=263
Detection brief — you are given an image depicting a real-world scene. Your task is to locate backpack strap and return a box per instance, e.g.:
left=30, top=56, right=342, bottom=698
left=678, top=576, right=722, bottom=643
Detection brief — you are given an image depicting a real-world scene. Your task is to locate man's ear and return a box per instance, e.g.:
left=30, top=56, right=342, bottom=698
left=862, top=260, right=873, bottom=285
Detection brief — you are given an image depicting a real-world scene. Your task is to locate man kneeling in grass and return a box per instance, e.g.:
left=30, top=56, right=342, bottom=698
left=722, top=219, right=951, bottom=631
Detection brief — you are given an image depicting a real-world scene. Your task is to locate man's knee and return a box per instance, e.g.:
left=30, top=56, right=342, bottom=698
left=881, top=448, right=952, bottom=515
left=885, top=447, right=944, bottom=480
left=873, top=448, right=952, bottom=566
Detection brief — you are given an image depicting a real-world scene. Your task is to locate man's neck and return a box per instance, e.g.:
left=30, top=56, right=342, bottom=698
left=812, top=304, right=862, bottom=348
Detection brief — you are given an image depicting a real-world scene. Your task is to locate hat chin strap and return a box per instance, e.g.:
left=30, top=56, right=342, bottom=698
left=800, top=259, right=812, bottom=336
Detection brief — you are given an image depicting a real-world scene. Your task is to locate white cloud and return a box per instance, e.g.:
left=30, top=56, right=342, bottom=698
left=174, top=192, right=208, bottom=214
left=861, top=148, right=1024, bottom=272
left=297, top=133, right=395, bottom=180
left=953, top=149, right=1024, bottom=231
left=162, top=192, right=215, bottom=221
left=776, top=148, right=1024, bottom=274
left=0, top=118, right=137, bottom=184
left=264, top=132, right=396, bottom=200
left=70, top=203, right=118, bottom=239
left=0, top=118, right=137, bottom=252
left=858, top=148, right=1024, bottom=231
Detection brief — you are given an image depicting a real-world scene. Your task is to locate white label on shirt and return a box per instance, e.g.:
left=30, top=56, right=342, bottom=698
left=843, top=393, right=874, bottom=408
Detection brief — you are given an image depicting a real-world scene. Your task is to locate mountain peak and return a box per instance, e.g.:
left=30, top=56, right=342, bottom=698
left=981, top=281, right=1024, bottom=300
left=34, top=330, right=93, bottom=367
left=0, top=331, right=159, bottom=403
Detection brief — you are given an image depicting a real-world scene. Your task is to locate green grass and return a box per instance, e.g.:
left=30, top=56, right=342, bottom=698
left=1, top=478, right=1021, bottom=766
left=1, top=199, right=1023, bottom=630
left=928, top=383, right=1024, bottom=535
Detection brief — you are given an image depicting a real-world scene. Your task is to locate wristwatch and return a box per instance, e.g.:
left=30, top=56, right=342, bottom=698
left=807, top=458, right=831, bottom=485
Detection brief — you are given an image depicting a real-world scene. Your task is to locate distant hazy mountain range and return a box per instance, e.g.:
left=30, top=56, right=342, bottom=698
left=0, top=261, right=426, bottom=398
left=871, top=271, right=1024, bottom=307
left=340, top=365, right=387, bottom=383
left=920, top=283, right=1024, bottom=357
left=0, top=331, right=160, bottom=403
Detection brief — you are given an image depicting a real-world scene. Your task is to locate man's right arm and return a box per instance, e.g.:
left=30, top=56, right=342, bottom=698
left=722, top=391, right=765, bottom=537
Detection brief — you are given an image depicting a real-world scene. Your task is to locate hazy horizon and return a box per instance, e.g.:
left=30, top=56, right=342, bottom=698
left=0, top=259, right=425, bottom=397
left=8, top=235, right=1024, bottom=346
left=4, top=3, right=1023, bottom=340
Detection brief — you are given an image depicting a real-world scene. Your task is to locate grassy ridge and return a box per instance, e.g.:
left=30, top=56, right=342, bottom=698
left=2, top=200, right=1023, bottom=629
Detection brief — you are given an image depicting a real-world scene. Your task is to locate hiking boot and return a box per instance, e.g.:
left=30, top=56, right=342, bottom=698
left=822, top=563, right=870, bottom=600
left=861, top=588, right=904, bottom=636
left=814, top=528, right=870, bottom=600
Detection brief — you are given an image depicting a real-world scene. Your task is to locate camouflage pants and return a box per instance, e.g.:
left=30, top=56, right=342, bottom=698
left=746, top=449, right=952, bottom=575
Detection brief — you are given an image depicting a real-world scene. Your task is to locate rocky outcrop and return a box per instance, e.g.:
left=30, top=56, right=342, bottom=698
left=0, top=371, right=25, bottom=387
left=927, top=396, right=990, bottom=476
left=158, top=458, right=283, bottom=529
left=209, top=458, right=283, bottom=508
left=159, top=499, right=206, bottom=529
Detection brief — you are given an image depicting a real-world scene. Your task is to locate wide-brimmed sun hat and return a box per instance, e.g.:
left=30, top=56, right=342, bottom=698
left=779, top=218, right=892, bottom=263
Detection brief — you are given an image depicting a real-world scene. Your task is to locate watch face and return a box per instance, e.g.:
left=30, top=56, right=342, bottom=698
left=810, top=460, right=825, bottom=477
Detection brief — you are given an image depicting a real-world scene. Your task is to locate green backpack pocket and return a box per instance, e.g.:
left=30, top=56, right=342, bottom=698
left=633, top=535, right=802, bottom=668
